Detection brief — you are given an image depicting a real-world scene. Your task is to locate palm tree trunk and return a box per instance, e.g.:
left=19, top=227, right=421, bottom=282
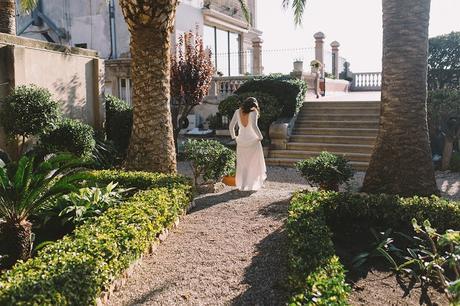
left=120, top=1, right=178, bottom=173
left=0, top=220, right=32, bottom=268
left=0, top=0, right=16, bottom=35
left=362, top=0, right=438, bottom=196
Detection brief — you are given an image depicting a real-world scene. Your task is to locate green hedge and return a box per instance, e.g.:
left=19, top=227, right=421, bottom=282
left=105, top=95, right=133, bottom=155
left=235, top=75, right=307, bottom=117
left=287, top=191, right=460, bottom=305
left=0, top=171, right=192, bottom=305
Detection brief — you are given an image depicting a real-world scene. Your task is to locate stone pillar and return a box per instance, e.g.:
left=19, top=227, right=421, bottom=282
left=314, top=32, right=325, bottom=77
left=252, top=37, right=263, bottom=75
left=330, top=41, right=340, bottom=79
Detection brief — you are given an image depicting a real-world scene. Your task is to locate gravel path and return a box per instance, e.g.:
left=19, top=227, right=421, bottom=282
left=107, top=165, right=305, bottom=306
left=107, top=164, right=460, bottom=306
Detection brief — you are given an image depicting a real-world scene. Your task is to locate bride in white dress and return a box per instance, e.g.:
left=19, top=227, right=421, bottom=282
left=229, top=97, right=267, bottom=191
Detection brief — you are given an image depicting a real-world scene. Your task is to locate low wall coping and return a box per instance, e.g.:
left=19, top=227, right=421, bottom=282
left=0, top=33, right=98, bottom=58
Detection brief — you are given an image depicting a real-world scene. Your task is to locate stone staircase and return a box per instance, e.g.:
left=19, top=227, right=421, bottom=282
left=266, top=100, right=381, bottom=171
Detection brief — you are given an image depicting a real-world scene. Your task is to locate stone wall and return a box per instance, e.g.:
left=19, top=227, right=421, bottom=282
left=0, top=33, right=104, bottom=154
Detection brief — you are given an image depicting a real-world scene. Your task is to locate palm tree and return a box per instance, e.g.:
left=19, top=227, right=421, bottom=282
left=0, top=0, right=37, bottom=34
left=117, top=1, right=179, bottom=173
left=0, top=154, right=86, bottom=267
left=361, top=0, right=438, bottom=196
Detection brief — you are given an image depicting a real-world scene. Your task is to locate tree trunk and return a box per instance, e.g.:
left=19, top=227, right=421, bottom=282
left=362, top=0, right=439, bottom=196
left=120, top=0, right=178, bottom=173
left=0, top=0, right=16, bottom=35
left=0, top=219, right=32, bottom=268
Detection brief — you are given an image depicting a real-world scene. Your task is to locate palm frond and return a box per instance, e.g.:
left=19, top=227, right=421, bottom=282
left=237, top=0, right=251, bottom=24
left=19, top=0, right=38, bottom=14
left=282, top=0, right=307, bottom=26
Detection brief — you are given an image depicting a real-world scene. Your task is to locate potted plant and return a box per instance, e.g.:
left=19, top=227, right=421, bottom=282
left=222, top=167, right=236, bottom=186
left=295, top=151, right=354, bottom=191
left=310, top=60, right=322, bottom=73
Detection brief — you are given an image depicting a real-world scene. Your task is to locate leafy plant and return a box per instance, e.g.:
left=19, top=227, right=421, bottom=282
left=296, top=152, right=354, bottom=191
left=352, top=228, right=402, bottom=270
left=0, top=85, right=60, bottom=155
left=91, top=137, right=121, bottom=169
left=397, top=219, right=460, bottom=302
left=105, top=95, right=133, bottom=156
left=427, top=89, right=460, bottom=138
left=0, top=154, right=87, bottom=267
left=39, top=118, right=96, bottom=158
left=184, top=139, right=236, bottom=186
left=41, top=182, right=131, bottom=227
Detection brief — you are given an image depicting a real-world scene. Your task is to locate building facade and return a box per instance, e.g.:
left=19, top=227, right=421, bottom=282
left=16, top=0, right=263, bottom=105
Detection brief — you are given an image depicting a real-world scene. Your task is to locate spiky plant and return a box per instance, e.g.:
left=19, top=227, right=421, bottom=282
left=0, top=153, right=87, bottom=267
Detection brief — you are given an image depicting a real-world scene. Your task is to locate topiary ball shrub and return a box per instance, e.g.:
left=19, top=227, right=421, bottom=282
left=40, top=118, right=96, bottom=158
left=184, top=139, right=236, bottom=186
left=0, top=85, right=60, bottom=144
left=296, top=152, right=354, bottom=191
left=105, top=95, right=133, bottom=155
left=218, top=92, right=280, bottom=136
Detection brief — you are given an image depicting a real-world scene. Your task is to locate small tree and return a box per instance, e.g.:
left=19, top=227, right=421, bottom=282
left=428, top=32, right=460, bottom=90
left=0, top=85, right=60, bottom=156
left=170, top=30, right=214, bottom=147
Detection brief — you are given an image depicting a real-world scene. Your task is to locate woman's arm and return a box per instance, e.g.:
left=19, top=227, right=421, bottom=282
left=251, top=111, right=263, bottom=141
left=229, top=110, right=238, bottom=139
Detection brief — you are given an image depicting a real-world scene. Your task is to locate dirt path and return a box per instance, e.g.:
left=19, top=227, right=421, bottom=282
left=107, top=166, right=305, bottom=306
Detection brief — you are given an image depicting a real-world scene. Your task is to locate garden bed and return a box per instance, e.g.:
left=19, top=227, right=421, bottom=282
left=0, top=170, right=193, bottom=305
left=287, top=192, right=460, bottom=305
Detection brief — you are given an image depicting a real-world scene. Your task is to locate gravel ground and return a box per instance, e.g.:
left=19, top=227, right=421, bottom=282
left=107, top=164, right=305, bottom=306
left=107, top=165, right=460, bottom=306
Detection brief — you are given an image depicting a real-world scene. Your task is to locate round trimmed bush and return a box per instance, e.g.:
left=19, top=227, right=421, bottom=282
left=40, top=118, right=96, bottom=158
left=0, top=85, right=60, bottom=139
left=296, top=152, right=354, bottom=191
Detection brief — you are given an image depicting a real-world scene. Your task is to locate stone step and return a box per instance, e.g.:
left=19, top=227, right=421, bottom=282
left=297, top=114, right=380, bottom=122
left=295, top=120, right=379, bottom=129
left=299, top=107, right=380, bottom=115
left=302, top=101, right=381, bottom=108
left=269, top=150, right=372, bottom=162
left=289, top=135, right=376, bottom=145
left=265, top=157, right=368, bottom=171
left=286, top=142, right=374, bottom=154
left=292, top=127, right=378, bottom=137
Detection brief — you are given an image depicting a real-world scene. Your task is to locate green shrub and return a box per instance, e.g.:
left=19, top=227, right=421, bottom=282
left=184, top=139, right=236, bottom=186
left=105, top=95, right=133, bottom=155
left=218, top=92, right=281, bottom=135
left=0, top=85, right=60, bottom=153
left=287, top=191, right=460, bottom=305
left=40, top=118, right=96, bottom=158
left=235, top=75, right=307, bottom=117
left=450, top=152, right=460, bottom=172
left=295, top=152, right=354, bottom=191
left=427, top=89, right=460, bottom=137
left=0, top=171, right=192, bottom=305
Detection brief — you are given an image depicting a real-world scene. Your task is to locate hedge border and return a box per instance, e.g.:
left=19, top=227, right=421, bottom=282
left=287, top=191, right=460, bottom=305
left=0, top=170, right=193, bottom=305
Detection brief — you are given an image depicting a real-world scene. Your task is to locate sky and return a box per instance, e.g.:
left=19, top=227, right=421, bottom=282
left=257, top=0, right=460, bottom=74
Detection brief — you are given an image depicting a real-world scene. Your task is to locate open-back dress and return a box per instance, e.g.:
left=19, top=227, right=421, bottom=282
left=229, top=109, right=267, bottom=191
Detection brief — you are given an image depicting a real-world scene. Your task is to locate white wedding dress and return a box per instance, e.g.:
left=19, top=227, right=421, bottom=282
left=229, top=109, right=267, bottom=191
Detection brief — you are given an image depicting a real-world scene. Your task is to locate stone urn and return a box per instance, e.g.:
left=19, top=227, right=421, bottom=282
left=293, top=60, right=304, bottom=72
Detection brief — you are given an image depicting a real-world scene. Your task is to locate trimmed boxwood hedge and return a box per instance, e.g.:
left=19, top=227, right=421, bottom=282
left=287, top=191, right=460, bottom=305
left=235, top=75, right=308, bottom=117
left=0, top=171, right=193, bottom=305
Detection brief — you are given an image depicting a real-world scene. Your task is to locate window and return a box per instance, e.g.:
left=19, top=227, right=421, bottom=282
left=75, top=43, right=87, bottom=49
left=203, top=25, right=241, bottom=76
left=118, top=78, right=132, bottom=105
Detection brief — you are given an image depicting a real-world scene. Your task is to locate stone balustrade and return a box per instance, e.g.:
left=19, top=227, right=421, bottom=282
left=351, top=72, right=382, bottom=91
left=208, top=75, right=262, bottom=100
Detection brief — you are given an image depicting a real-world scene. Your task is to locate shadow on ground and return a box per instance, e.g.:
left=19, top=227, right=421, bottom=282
left=231, top=227, right=290, bottom=306
left=190, top=190, right=255, bottom=213
left=258, top=199, right=290, bottom=221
